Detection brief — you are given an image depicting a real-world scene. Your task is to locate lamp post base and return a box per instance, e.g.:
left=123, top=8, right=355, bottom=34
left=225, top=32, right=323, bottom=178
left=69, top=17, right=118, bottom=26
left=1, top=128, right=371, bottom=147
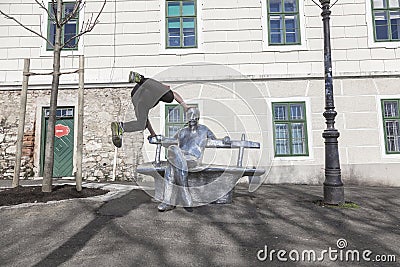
left=323, top=185, right=344, bottom=205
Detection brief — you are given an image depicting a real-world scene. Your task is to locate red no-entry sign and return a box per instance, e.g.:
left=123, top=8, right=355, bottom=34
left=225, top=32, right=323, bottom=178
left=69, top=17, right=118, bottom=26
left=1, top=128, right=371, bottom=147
left=55, top=124, right=70, bottom=138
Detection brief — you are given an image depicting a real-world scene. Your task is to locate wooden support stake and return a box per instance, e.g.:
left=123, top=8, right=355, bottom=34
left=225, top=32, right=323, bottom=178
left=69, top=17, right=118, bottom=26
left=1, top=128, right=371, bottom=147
left=13, top=59, right=30, bottom=188
left=76, top=55, right=84, bottom=191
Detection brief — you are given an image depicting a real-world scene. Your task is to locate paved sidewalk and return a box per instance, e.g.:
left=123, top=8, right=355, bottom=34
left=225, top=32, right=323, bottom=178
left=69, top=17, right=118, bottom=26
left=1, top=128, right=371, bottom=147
left=0, top=180, right=399, bottom=266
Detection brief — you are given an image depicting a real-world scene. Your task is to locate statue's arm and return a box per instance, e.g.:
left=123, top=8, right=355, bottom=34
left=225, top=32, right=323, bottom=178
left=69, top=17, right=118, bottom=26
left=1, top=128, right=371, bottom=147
left=206, top=126, right=230, bottom=144
left=207, top=128, right=217, bottom=140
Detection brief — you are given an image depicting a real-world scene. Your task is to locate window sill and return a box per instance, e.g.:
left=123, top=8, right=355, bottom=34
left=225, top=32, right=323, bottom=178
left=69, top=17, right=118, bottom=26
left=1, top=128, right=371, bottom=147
left=40, top=48, right=83, bottom=57
left=262, top=41, right=308, bottom=52
left=368, top=40, right=400, bottom=49
left=272, top=155, right=313, bottom=162
left=159, top=47, right=204, bottom=55
left=383, top=152, right=400, bottom=156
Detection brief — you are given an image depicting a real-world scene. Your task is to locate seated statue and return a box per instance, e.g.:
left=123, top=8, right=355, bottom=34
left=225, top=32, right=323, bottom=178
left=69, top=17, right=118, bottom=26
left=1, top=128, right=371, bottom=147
left=158, top=107, right=230, bottom=211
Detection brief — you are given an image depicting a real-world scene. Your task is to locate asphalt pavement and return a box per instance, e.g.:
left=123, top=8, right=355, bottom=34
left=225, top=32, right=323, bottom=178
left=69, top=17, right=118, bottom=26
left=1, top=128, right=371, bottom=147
left=0, top=180, right=399, bottom=267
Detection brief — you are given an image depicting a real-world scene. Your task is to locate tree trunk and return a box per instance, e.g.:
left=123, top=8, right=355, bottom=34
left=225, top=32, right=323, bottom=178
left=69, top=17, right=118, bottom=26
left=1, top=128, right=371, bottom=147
left=42, top=0, right=63, bottom=193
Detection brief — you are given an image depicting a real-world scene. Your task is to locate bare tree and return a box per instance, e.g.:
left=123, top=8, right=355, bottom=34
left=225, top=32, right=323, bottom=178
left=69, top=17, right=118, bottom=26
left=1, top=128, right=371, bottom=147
left=0, top=0, right=106, bottom=192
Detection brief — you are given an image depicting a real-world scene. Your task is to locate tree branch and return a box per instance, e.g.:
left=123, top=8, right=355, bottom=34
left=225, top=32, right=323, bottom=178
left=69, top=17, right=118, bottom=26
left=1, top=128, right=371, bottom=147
left=34, top=0, right=55, bottom=21
left=0, top=9, right=54, bottom=48
left=61, top=0, right=82, bottom=26
left=61, top=0, right=107, bottom=49
left=51, top=0, right=59, bottom=26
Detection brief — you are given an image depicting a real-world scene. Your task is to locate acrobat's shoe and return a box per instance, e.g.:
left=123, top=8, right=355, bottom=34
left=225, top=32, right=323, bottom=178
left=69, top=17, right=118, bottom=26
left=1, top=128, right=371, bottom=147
left=111, top=122, right=123, bottom=148
left=128, top=71, right=144, bottom=83
left=157, top=202, right=176, bottom=212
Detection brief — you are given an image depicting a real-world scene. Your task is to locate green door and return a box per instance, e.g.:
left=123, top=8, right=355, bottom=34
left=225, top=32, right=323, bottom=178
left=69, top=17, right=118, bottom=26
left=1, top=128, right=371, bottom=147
left=40, top=107, right=75, bottom=177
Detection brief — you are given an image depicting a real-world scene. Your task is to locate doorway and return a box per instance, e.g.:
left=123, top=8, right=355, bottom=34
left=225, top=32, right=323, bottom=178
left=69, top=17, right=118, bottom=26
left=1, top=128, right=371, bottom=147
left=40, top=107, right=75, bottom=177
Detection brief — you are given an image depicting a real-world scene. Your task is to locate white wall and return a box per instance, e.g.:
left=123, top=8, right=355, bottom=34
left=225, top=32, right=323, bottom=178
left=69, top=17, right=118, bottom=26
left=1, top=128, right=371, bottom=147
left=1, top=0, right=399, bottom=86
left=1, top=0, right=400, bottom=185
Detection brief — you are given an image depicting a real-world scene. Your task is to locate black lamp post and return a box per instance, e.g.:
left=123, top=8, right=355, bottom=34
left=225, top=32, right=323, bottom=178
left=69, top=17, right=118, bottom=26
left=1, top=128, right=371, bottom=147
left=320, top=0, right=344, bottom=204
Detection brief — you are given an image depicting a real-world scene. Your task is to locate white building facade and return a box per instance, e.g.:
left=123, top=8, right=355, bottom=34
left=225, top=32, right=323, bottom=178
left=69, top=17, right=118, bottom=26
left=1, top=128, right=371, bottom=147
left=0, top=0, right=399, bottom=186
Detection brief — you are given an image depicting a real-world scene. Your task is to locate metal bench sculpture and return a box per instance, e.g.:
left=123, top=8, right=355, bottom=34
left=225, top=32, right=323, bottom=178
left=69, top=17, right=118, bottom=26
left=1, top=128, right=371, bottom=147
left=136, top=108, right=265, bottom=211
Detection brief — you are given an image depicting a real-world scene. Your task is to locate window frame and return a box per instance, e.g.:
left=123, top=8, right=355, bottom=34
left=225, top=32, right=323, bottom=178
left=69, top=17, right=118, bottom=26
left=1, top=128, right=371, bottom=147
left=46, top=1, right=80, bottom=51
left=272, top=101, right=309, bottom=157
left=40, top=1, right=84, bottom=56
left=371, top=0, right=400, bottom=42
left=165, top=0, right=198, bottom=49
left=381, top=99, right=400, bottom=154
left=165, top=103, right=198, bottom=137
left=261, top=0, right=307, bottom=51
left=165, top=104, right=187, bottom=137
left=267, top=0, right=301, bottom=46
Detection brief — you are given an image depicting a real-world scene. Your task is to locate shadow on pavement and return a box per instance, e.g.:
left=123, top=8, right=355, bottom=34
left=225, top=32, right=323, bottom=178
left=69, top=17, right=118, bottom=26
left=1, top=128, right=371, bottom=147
left=32, top=189, right=151, bottom=267
left=26, top=184, right=399, bottom=266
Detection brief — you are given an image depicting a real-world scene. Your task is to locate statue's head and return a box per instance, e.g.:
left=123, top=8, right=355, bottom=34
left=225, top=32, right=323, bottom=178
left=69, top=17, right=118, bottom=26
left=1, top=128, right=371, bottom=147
left=128, top=71, right=144, bottom=84
left=186, top=107, right=200, bottom=127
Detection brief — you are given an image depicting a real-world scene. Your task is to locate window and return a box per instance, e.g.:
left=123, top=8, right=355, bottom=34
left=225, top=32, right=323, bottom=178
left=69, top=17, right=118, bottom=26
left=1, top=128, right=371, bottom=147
left=372, top=0, right=400, bottom=41
left=166, top=0, right=197, bottom=48
left=382, top=99, right=400, bottom=153
left=165, top=104, right=197, bottom=137
left=44, top=107, right=74, bottom=118
left=267, top=0, right=301, bottom=45
left=47, top=2, right=79, bottom=50
left=272, top=102, right=308, bottom=156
